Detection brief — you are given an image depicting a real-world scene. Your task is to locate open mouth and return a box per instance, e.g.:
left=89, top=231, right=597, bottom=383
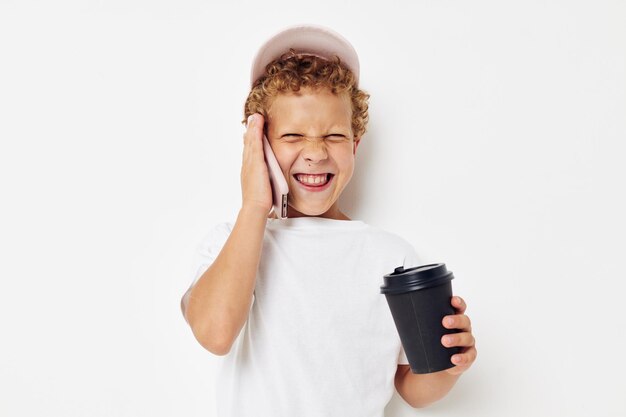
left=293, top=173, right=334, bottom=187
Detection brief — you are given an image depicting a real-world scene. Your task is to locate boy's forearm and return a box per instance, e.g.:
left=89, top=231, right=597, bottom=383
left=396, top=367, right=461, bottom=408
left=184, top=206, right=267, bottom=354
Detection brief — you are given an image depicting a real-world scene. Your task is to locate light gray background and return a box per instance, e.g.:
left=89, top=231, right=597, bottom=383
left=1, top=1, right=624, bottom=416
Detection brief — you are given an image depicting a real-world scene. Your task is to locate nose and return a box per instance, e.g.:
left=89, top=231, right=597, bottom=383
left=301, top=138, right=328, bottom=163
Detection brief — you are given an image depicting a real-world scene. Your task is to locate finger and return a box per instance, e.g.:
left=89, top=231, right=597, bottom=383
left=243, top=114, right=260, bottom=156
left=442, top=314, right=471, bottom=331
left=441, top=331, right=475, bottom=348
left=244, top=114, right=255, bottom=142
left=451, top=345, right=478, bottom=367
left=245, top=113, right=266, bottom=148
left=451, top=295, right=466, bottom=314
left=245, top=113, right=255, bottom=129
left=247, top=113, right=265, bottom=133
left=243, top=113, right=256, bottom=143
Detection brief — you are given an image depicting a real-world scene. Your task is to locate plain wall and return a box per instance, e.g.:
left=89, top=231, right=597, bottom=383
left=1, top=1, right=624, bottom=416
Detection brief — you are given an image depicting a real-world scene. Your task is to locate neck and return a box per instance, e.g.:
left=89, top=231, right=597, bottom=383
left=267, top=205, right=351, bottom=220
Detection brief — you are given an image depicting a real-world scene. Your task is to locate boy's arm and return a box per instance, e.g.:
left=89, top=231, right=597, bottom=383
left=394, top=296, right=478, bottom=408
left=182, top=206, right=267, bottom=355
left=394, top=365, right=461, bottom=408
left=183, top=113, right=273, bottom=356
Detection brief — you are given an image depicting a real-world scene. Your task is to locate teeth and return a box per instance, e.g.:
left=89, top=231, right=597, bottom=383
left=296, top=174, right=329, bottom=185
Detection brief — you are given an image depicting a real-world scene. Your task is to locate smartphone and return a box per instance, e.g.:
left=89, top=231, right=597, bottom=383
left=262, top=133, right=289, bottom=219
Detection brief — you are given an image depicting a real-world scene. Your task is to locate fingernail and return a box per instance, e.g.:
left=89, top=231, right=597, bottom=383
left=247, top=114, right=255, bottom=126
left=445, top=317, right=454, bottom=327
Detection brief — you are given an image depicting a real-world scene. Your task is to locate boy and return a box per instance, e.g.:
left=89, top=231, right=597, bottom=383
left=181, top=24, right=477, bottom=416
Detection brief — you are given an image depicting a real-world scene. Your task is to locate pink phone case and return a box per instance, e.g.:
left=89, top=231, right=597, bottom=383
left=262, top=134, right=289, bottom=219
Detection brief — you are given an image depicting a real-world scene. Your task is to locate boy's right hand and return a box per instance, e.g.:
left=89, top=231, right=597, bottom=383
left=241, top=113, right=273, bottom=215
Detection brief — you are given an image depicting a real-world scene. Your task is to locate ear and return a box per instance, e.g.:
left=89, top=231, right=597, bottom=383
left=353, top=137, right=361, bottom=155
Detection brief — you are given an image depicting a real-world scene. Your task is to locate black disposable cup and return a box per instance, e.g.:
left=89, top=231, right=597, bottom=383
left=380, top=263, right=461, bottom=374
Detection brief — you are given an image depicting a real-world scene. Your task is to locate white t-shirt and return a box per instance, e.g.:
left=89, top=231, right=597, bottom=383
left=186, top=216, right=422, bottom=417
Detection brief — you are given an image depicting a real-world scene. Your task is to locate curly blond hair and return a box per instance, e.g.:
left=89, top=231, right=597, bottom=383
left=242, top=49, right=370, bottom=138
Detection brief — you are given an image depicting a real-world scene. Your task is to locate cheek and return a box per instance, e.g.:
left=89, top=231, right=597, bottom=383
left=337, top=154, right=355, bottom=177
left=274, top=148, right=298, bottom=177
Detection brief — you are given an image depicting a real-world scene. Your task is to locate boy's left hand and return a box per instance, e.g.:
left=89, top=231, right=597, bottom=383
left=441, top=296, right=477, bottom=376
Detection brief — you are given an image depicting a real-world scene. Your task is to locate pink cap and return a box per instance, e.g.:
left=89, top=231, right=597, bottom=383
left=250, top=24, right=360, bottom=88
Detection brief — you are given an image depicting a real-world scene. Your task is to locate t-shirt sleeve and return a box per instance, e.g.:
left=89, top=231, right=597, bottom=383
left=402, top=241, right=423, bottom=269
left=189, top=222, right=233, bottom=288
left=398, top=345, right=409, bottom=365
left=181, top=222, right=233, bottom=321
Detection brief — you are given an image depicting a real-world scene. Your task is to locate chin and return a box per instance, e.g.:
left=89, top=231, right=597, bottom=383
left=289, top=203, right=331, bottom=217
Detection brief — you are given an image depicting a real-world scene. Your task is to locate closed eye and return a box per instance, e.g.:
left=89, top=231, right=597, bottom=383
left=282, top=134, right=304, bottom=142
left=280, top=134, right=350, bottom=142
left=325, top=134, right=350, bottom=142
